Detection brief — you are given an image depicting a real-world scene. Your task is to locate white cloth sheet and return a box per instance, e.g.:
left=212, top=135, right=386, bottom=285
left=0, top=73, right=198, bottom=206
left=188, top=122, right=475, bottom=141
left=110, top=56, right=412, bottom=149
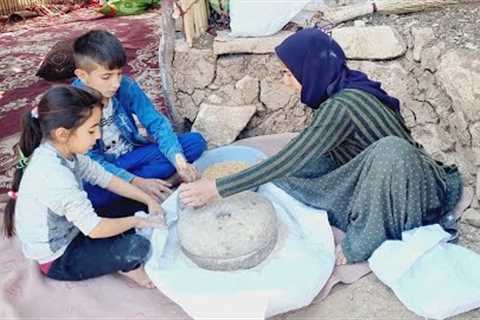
left=145, top=146, right=335, bottom=319
left=369, top=224, right=480, bottom=320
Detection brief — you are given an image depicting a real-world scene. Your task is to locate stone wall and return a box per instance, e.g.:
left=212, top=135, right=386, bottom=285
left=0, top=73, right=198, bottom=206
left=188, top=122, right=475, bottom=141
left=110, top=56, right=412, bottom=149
left=171, top=24, right=480, bottom=218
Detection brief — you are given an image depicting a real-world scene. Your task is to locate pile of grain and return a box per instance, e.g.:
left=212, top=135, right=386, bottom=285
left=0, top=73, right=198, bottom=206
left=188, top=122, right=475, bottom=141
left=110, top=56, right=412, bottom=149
left=202, top=161, right=250, bottom=180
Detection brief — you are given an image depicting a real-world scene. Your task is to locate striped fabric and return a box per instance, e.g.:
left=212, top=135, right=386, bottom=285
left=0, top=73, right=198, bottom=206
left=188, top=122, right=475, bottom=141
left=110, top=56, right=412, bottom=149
left=217, top=88, right=444, bottom=197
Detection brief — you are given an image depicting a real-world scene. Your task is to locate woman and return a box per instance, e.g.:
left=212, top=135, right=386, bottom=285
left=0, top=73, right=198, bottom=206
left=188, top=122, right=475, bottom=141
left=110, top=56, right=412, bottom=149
left=179, top=28, right=462, bottom=265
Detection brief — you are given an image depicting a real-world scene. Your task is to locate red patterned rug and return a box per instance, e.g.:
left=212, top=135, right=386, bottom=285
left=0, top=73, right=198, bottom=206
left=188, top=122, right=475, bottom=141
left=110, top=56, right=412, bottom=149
left=0, top=8, right=165, bottom=197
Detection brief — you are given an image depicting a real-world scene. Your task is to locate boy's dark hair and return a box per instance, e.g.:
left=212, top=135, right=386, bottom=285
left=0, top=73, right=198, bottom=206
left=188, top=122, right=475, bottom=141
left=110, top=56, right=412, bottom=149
left=73, top=30, right=127, bottom=71
left=3, top=86, right=102, bottom=238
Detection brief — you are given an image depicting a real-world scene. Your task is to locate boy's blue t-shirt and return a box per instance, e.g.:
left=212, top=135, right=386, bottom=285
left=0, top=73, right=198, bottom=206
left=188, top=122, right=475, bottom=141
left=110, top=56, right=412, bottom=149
left=72, top=76, right=183, bottom=182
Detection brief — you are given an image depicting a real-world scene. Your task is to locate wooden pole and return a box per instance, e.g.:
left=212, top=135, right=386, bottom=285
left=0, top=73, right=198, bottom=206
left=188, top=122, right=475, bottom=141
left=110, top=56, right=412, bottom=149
left=180, top=0, right=208, bottom=47
left=194, top=0, right=208, bottom=36
left=159, top=0, right=185, bottom=132
left=158, top=0, right=208, bottom=131
left=182, top=0, right=195, bottom=46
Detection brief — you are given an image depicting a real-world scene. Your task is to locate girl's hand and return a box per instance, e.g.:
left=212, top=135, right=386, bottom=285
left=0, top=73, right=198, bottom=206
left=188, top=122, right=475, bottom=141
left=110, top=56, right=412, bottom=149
left=132, top=176, right=172, bottom=202
left=135, top=201, right=166, bottom=229
left=175, top=154, right=200, bottom=183
left=147, top=200, right=165, bottom=217
left=178, top=178, right=221, bottom=208
left=135, top=215, right=165, bottom=229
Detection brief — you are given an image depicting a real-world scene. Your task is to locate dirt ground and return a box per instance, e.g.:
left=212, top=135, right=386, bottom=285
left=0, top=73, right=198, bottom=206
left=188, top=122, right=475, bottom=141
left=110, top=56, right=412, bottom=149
left=269, top=221, right=480, bottom=320
left=365, top=3, right=480, bottom=50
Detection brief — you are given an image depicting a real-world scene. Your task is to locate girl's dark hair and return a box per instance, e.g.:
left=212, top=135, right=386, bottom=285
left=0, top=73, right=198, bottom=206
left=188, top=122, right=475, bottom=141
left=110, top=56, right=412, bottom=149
left=3, top=86, right=102, bottom=238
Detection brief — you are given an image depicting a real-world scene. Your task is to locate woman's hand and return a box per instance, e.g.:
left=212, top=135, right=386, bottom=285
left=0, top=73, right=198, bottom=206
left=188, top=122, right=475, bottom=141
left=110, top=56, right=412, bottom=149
left=178, top=178, right=221, bottom=208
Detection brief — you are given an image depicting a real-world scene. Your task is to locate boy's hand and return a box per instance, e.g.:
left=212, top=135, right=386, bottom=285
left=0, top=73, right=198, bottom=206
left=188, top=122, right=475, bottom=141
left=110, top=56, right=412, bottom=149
left=175, top=154, right=200, bottom=183
left=132, top=177, right=172, bottom=202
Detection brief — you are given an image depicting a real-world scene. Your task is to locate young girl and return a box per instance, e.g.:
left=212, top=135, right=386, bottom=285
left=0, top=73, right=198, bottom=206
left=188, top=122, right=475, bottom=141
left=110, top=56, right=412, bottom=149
left=3, top=86, right=165, bottom=288
left=179, top=28, right=463, bottom=266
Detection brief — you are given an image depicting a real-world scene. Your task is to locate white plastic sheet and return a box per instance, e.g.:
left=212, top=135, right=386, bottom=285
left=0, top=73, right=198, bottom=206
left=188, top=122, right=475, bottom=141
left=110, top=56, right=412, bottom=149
left=229, top=0, right=310, bottom=37
left=145, top=146, right=335, bottom=319
left=369, top=224, right=480, bottom=320
left=292, top=0, right=328, bottom=26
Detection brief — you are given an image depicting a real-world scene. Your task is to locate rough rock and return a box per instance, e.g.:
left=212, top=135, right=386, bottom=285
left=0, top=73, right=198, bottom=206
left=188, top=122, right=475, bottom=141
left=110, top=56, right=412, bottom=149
left=332, top=26, right=407, bottom=60
left=235, top=75, right=260, bottom=105
left=421, top=42, right=445, bottom=72
left=462, top=208, right=480, bottom=228
left=437, top=49, right=480, bottom=123
left=411, top=27, right=435, bottom=62
left=213, top=31, right=293, bottom=55
left=192, top=103, right=256, bottom=147
left=260, top=78, right=296, bottom=111
left=174, top=39, right=216, bottom=94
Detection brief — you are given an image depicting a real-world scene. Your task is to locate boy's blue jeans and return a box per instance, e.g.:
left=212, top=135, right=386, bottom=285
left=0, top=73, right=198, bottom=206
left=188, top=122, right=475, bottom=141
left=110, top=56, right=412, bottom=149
left=84, top=132, right=207, bottom=208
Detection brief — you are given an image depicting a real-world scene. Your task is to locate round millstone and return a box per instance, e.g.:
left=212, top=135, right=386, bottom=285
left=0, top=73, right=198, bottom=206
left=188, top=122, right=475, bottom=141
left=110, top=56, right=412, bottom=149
left=177, top=191, right=278, bottom=271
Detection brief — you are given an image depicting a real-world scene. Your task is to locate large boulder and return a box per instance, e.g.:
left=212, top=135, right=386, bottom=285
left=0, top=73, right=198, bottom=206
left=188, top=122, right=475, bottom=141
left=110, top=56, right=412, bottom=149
left=332, top=26, right=407, bottom=60
left=192, top=103, right=256, bottom=148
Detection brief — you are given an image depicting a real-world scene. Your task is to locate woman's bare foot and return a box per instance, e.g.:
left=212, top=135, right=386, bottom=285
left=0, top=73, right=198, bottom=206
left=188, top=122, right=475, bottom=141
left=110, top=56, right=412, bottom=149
left=119, top=266, right=156, bottom=289
left=335, top=244, right=348, bottom=266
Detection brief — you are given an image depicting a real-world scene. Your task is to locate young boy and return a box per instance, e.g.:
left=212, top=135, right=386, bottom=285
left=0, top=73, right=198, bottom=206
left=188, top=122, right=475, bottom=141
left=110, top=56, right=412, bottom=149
left=72, top=30, right=206, bottom=209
